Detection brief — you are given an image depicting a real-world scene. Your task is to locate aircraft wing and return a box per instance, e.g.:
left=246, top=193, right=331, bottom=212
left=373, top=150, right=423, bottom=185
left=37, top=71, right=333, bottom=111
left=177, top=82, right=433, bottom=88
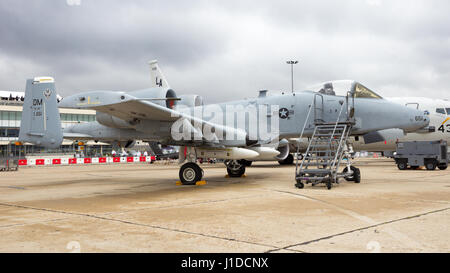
left=59, top=91, right=250, bottom=146
left=59, top=91, right=178, bottom=122
left=91, top=99, right=178, bottom=122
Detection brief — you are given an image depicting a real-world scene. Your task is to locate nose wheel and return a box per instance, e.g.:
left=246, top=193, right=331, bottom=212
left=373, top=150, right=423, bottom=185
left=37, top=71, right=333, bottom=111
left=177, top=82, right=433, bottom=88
left=343, top=166, right=361, bottom=183
left=179, top=162, right=204, bottom=185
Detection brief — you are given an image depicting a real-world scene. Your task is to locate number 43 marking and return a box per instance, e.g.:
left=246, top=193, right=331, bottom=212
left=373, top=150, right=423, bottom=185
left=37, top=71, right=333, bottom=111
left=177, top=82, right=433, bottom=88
left=438, top=124, right=450, bottom=133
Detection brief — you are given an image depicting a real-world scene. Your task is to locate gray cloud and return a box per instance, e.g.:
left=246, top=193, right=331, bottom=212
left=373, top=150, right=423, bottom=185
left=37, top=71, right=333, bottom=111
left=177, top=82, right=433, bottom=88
left=0, top=0, right=448, bottom=103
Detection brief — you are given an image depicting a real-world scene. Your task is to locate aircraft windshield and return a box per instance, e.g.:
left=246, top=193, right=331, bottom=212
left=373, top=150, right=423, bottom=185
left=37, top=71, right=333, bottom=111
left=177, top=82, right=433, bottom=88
left=354, top=83, right=382, bottom=99
left=305, top=80, right=383, bottom=99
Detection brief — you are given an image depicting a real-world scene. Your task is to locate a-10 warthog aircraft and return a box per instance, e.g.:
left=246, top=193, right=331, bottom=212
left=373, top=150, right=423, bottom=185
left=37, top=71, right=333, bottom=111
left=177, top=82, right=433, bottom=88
left=19, top=74, right=429, bottom=187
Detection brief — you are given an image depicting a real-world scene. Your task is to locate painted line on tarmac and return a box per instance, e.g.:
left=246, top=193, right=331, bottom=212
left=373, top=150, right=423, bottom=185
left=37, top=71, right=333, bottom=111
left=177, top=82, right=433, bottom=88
left=0, top=186, right=26, bottom=190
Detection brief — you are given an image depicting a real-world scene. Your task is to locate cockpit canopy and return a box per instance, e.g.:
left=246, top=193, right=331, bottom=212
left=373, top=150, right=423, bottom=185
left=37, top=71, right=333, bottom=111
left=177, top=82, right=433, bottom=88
left=307, top=80, right=383, bottom=99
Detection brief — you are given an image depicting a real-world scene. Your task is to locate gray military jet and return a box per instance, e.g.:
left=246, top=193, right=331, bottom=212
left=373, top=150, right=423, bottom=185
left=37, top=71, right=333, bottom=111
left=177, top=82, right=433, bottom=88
left=19, top=74, right=428, bottom=186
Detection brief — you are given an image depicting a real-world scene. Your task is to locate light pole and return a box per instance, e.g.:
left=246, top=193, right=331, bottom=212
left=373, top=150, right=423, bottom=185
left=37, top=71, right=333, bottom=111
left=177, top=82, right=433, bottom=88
left=286, top=60, right=298, bottom=93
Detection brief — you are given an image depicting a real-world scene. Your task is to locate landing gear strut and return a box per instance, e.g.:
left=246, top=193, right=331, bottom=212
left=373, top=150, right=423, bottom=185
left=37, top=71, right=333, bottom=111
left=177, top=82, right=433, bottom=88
left=178, top=147, right=204, bottom=185
left=225, top=160, right=246, bottom=177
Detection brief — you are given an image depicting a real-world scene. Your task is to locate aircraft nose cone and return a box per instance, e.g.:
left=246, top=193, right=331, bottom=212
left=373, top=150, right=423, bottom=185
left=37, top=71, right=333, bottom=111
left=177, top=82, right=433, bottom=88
left=407, top=108, right=430, bottom=132
left=418, top=111, right=430, bottom=126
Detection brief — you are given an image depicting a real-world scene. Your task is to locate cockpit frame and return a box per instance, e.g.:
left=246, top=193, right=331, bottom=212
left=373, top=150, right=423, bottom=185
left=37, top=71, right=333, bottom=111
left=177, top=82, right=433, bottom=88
left=310, top=80, right=383, bottom=100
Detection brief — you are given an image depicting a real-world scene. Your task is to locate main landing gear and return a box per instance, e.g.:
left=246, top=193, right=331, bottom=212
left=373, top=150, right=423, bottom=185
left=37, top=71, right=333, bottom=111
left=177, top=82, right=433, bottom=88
left=278, top=154, right=294, bottom=165
left=178, top=147, right=205, bottom=185
left=224, top=160, right=246, bottom=177
left=178, top=147, right=248, bottom=184
left=179, top=162, right=204, bottom=185
left=178, top=159, right=247, bottom=184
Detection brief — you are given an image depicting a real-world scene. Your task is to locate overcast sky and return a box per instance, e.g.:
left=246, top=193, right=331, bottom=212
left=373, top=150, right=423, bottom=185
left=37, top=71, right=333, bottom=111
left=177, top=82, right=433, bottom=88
left=0, top=0, right=449, bottom=103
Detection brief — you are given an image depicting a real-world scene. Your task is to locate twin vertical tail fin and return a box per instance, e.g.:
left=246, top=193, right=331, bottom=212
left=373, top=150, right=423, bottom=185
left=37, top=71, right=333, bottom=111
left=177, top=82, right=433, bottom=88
left=149, top=60, right=170, bottom=88
left=19, top=77, right=63, bottom=148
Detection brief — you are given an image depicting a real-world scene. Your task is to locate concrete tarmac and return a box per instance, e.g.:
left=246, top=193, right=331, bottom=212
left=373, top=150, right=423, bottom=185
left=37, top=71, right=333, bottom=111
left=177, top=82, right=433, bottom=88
left=0, top=158, right=449, bottom=253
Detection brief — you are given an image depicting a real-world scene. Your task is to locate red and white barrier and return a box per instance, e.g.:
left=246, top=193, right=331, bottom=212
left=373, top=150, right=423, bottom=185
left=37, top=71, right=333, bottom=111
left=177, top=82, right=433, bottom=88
left=18, top=156, right=156, bottom=166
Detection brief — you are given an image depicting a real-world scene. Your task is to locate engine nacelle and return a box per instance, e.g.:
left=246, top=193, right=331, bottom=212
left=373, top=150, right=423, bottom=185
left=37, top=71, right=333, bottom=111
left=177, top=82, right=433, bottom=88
left=275, top=142, right=290, bottom=160
left=128, top=87, right=177, bottom=108
left=176, top=94, right=204, bottom=108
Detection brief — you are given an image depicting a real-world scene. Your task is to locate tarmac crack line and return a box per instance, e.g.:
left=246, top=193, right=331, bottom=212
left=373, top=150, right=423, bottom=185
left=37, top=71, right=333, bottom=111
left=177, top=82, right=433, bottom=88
left=0, top=202, right=304, bottom=253
left=264, top=189, right=449, bottom=252
left=267, top=206, right=449, bottom=253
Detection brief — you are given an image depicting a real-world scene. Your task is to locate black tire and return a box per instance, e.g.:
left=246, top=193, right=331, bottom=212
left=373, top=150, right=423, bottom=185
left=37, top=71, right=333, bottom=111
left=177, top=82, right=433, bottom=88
left=438, top=164, right=448, bottom=170
left=343, top=166, right=351, bottom=181
left=284, top=154, right=294, bottom=165
left=278, top=154, right=294, bottom=165
left=295, top=182, right=304, bottom=189
left=326, top=178, right=332, bottom=190
left=425, top=160, right=437, bottom=171
left=343, top=166, right=359, bottom=181
left=239, top=160, right=252, bottom=167
left=179, top=162, right=203, bottom=185
left=397, top=161, right=407, bottom=170
left=226, top=160, right=246, bottom=177
left=353, top=168, right=361, bottom=183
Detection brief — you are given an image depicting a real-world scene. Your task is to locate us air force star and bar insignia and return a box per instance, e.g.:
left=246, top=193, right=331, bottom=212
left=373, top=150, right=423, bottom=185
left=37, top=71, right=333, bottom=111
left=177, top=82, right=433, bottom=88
left=43, top=89, right=52, bottom=99
left=279, top=108, right=289, bottom=119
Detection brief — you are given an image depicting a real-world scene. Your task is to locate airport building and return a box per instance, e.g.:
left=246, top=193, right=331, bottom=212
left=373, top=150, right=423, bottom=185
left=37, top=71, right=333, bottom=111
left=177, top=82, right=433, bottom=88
left=0, top=90, right=108, bottom=156
left=0, top=90, right=155, bottom=159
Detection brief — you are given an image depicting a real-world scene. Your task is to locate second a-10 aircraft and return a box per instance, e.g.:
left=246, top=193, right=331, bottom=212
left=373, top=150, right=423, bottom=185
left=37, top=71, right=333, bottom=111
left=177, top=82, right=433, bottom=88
left=19, top=62, right=429, bottom=185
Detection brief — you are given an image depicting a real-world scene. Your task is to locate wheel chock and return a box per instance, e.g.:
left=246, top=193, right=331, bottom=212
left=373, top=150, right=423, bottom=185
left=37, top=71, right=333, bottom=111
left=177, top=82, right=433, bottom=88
left=176, top=181, right=207, bottom=186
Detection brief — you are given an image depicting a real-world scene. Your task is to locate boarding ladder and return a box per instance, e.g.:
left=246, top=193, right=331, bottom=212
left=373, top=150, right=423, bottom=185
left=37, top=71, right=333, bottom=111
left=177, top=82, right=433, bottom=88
left=295, top=92, right=355, bottom=189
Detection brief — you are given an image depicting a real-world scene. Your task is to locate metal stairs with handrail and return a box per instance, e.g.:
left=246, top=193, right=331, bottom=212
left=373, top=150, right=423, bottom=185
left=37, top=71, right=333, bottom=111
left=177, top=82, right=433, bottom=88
left=295, top=92, right=359, bottom=189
